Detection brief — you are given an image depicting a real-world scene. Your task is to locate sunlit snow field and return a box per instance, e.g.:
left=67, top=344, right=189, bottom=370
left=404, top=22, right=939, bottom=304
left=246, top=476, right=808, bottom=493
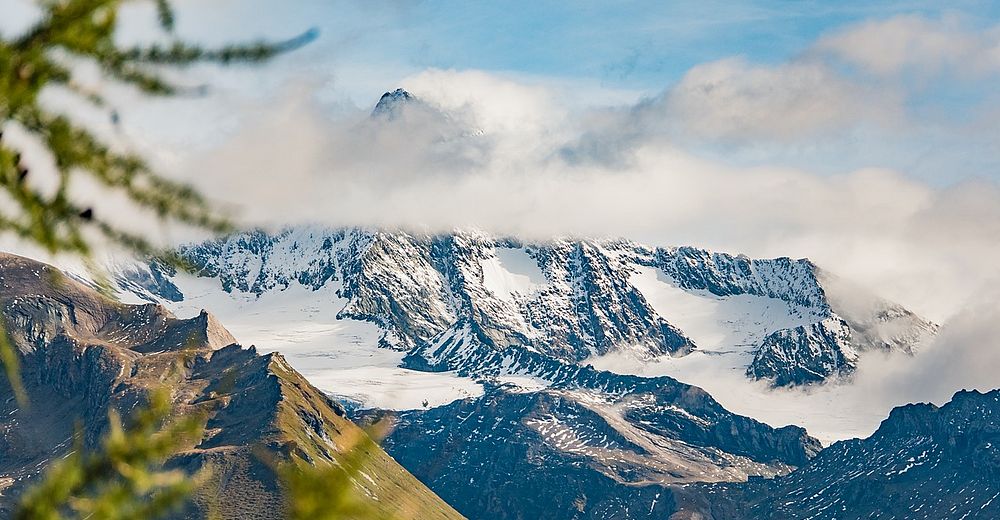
left=118, top=273, right=484, bottom=410
left=590, top=266, right=908, bottom=444
left=117, top=255, right=918, bottom=445
left=480, top=247, right=547, bottom=303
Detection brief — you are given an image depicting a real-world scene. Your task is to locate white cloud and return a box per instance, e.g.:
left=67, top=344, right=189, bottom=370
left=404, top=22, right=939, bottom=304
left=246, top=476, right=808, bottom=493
left=160, top=70, right=1000, bottom=325
left=814, top=14, right=1000, bottom=78
left=605, top=15, right=1000, bottom=148
left=877, top=286, right=1000, bottom=403
left=403, top=69, right=566, bottom=138
left=657, top=57, right=903, bottom=142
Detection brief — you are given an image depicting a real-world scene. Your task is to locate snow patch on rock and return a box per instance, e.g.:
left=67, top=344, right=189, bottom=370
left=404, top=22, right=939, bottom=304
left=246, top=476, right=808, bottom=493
left=479, top=247, right=546, bottom=303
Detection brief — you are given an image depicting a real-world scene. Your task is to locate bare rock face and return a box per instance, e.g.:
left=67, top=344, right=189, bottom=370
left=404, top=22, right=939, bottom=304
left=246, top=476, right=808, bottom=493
left=362, top=378, right=819, bottom=520
left=679, top=389, right=1000, bottom=520
left=0, top=253, right=461, bottom=520
left=747, top=317, right=855, bottom=386
left=371, top=88, right=415, bottom=120
left=122, top=228, right=935, bottom=387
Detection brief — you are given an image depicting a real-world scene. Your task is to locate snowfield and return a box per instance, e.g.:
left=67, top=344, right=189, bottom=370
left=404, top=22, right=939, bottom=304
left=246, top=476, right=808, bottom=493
left=480, top=247, right=546, bottom=303
left=120, top=272, right=484, bottom=410
left=110, top=228, right=936, bottom=444
left=589, top=266, right=899, bottom=444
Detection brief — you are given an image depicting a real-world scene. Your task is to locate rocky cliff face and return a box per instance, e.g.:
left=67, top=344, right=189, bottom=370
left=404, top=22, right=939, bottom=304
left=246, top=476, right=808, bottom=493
left=140, top=228, right=697, bottom=362
left=682, top=389, right=1000, bottom=519
left=371, top=88, right=416, bottom=120
left=0, top=253, right=462, bottom=519
left=121, top=227, right=935, bottom=387
left=747, top=317, right=855, bottom=386
left=360, top=376, right=818, bottom=520
left=369, top=383, right=1000, bottom=520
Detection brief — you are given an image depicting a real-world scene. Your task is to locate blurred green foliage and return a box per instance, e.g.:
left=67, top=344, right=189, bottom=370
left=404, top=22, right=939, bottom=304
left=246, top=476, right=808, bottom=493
left=280, top=421, right=391, bottom=520
left=0, top=3, right=402, bottom=520
left=14, top=389, right=207, bottom=520
left=0, top=0, right=312, bottom=259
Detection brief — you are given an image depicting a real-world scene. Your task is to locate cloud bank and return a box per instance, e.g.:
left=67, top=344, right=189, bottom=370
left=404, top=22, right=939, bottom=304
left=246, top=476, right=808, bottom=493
left=168, top=18, right=1000, bottom=324
left=814, top=14, right=1000, bottom=78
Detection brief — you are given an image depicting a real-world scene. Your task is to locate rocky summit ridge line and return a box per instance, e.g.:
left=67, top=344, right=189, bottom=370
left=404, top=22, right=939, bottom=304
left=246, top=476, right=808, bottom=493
left=677, top=388, right=1000, bottom=519
left=365, top=387, right=1000, bottom=520
left=119, top=227, right=936, bottom=387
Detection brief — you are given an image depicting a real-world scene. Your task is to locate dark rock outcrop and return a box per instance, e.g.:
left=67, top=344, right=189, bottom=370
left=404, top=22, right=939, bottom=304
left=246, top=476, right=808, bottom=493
left=683, top=389, right=1000, bottom=519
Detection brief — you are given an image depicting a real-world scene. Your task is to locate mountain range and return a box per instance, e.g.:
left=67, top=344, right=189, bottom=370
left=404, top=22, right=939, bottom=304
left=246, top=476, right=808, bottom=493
left=686, top=389, right=1000, bottom=519
left=0, top=217, right=993, bottom=519
left=118, top=227, right=936, bottom=388
left=370, top=386, right=1000, bottom=520
left=106, top=224, right=973, bottom=519
left=0, top=88, right=970, bottom=520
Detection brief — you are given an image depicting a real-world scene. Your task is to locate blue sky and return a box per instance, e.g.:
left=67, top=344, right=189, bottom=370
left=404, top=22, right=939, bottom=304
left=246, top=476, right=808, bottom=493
left=102, top=0, right=992, bottom=185
left=313, top=0, right=994, bottom=90
left=4, top=0, right=998, bottom=183
left=140, top=0, right=1000, bottom=96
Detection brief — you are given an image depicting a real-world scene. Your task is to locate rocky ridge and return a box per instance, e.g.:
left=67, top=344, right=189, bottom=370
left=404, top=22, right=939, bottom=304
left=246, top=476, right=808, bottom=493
left=120, top=227, right=936, bottom=387
left=682, top=389, right=1000, bottom=519
left=0, top=252, right=462, bottom=519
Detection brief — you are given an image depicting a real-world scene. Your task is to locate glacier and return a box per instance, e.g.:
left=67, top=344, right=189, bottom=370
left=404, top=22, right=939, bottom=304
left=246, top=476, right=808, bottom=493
left=113, top=226, right=936, bottom=441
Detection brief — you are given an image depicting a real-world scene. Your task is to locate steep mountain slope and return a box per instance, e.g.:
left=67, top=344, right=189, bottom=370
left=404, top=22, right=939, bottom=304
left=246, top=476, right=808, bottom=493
left=0, top=253, right=462, bottom=519
left=361, top=375, right=818, bottom=520
left=683, top=389, right=1000, bottom=519
left=119, top=227, right=935, bottom=389
left=372, top=385, right=1000, bottom=520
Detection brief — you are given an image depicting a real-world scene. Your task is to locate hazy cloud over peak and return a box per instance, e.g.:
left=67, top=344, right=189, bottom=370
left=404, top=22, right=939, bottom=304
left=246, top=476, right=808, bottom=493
left=658, top=57, right=903, bottom=142
left=10, top=5, right=996, bottom=328
left=168, top=69, right=1000, bottom=326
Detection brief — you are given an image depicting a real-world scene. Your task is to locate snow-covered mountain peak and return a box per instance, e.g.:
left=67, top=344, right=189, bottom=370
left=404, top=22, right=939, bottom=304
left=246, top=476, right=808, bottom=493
left=371, top=88, right=415, bottom=119
left=116, top=227, right=936, bottom=396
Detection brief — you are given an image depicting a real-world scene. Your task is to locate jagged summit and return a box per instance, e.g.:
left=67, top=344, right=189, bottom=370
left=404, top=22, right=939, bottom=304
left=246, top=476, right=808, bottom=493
left=117, top=227, right=936, bottom=388
left=372, top=87, right=415, bottom=120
